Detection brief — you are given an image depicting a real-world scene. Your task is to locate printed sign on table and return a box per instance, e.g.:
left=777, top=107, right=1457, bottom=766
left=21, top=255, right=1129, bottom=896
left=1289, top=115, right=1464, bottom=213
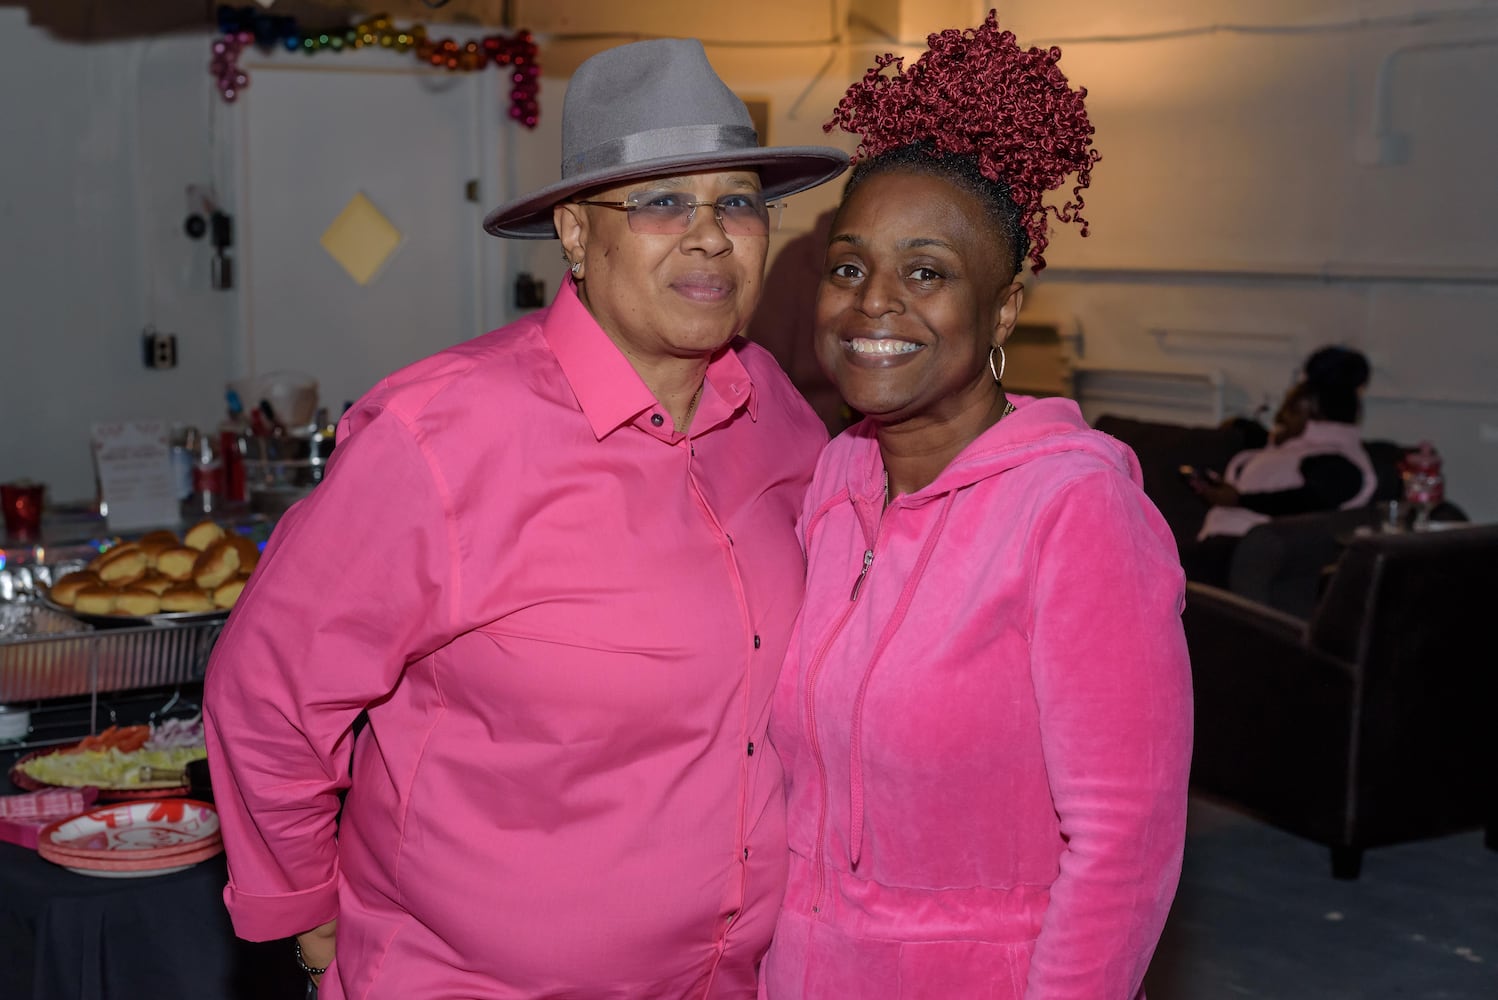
left=90, top=421, right=179, bottom=532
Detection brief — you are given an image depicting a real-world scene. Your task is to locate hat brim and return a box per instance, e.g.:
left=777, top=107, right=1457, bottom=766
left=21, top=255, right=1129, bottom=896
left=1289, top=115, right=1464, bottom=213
left=483, top=146, right=850, bottom=239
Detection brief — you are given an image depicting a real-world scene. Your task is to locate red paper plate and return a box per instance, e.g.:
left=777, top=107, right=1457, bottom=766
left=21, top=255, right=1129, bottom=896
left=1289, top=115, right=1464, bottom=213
left=46, top=839, right=225, bottom=878
left=36, top=796, right=218, bottom=850
left=37, top=798, right=220, bottom=862
left=39, top=828, right=221, bottom=863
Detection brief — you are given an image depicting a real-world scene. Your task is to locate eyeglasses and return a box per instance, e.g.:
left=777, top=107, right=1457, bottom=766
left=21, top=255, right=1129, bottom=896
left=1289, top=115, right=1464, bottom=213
left=575, top=190, right=783, bottom=236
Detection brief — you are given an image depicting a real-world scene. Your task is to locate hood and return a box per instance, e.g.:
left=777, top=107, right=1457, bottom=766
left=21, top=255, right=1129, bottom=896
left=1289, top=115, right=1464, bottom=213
left=842, top=395, right=1143, bottom=532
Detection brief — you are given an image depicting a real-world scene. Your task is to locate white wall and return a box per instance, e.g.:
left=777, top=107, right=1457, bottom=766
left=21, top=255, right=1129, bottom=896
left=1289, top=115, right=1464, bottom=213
left=2, top=1, right=1495, bottom=518
left=0, top=16, right=237, bottom=503
left=1003, top=0, right=1498, bottom=520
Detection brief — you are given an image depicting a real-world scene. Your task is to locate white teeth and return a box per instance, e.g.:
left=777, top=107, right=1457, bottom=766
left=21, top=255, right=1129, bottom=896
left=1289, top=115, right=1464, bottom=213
left=848, top=338, right=921, bottom=355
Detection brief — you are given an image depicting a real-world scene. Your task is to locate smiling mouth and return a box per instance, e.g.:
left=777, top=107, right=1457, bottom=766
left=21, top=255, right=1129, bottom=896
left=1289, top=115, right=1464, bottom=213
left=846, top=337, right=922, bottom=356
left=672, top=275, right=733, bottom=302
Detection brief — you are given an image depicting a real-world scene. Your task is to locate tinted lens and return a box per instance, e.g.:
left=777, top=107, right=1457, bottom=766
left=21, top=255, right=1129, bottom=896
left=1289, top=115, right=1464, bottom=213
left=717, top=196, right=773, bottom=236
left=624, top=193, right=779, bottom=236
left=628, top=201, right=694, bottom=234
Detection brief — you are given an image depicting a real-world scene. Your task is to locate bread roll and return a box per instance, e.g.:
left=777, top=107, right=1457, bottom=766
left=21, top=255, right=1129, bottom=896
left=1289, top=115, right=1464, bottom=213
left=184, top=520, right=226, bottom=551
left=115, top=588, right=163, bottom=616
left=138, top=529, right=179, bottom=546
left=134, top=572, right=173, bottom=595
left=74, top=586, right=120, bottom=615
left=97, top=546, right=148, bottom=587
left=193, top=538, right=241, bottom=590
left=137, top=536, right=177, bottom=567
left=155, top=546, right=199, bottom=582
left=87, top=542, right=138, bottom=574
left=160, top=585, right=214, bottom=613
left=211, top=576, right=247, bottom=609
left=225, top=534, right=261, bottom=574
left=49, top=571, right=100, bottom=607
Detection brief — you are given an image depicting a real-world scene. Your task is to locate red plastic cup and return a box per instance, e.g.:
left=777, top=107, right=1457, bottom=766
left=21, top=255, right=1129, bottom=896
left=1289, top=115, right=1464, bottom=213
left=1, top=480, right=45, bottom=543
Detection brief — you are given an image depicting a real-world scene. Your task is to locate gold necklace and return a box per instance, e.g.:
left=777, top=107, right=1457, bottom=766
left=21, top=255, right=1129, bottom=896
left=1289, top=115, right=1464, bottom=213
left=677, top=381, right=705, bottom=432
left=883, top=398, right=1016, bottom=507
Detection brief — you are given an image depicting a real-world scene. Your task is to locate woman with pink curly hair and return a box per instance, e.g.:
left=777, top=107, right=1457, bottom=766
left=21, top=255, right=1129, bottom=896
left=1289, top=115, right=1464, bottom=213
left=762, top=12, right=1193, bottom=998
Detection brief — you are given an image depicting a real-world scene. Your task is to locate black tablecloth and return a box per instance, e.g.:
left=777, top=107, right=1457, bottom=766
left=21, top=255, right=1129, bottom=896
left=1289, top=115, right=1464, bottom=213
left=1, top=749, right=305, bottom=1000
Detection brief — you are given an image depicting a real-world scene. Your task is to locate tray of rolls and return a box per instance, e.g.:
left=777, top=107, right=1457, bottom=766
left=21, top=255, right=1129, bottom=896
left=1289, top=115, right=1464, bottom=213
left=42, top=520, right=255, bottom=627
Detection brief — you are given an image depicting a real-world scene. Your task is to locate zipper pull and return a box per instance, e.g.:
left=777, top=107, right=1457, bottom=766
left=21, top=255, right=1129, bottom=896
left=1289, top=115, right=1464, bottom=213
left=849, top=549, right=875, bottom=601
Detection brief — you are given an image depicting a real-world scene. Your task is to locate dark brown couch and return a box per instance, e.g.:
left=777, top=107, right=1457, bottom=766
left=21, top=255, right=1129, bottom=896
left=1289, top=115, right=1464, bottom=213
left=1182, top=524, right=1498, bottom=877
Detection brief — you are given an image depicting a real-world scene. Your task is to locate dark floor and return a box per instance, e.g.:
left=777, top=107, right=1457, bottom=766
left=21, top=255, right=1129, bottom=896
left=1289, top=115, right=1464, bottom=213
left=1144, top=796, right=1498, bottom=999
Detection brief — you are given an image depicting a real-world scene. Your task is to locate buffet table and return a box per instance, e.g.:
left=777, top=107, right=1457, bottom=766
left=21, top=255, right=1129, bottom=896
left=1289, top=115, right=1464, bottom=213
left=0, top=746, right=305, bottom=1000
left=0, top=508, right=311, bottom=997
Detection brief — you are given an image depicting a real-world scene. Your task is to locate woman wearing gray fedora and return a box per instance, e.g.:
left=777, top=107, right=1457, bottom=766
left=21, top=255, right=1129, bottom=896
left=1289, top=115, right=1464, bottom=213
left=203, top=38, right=847, bottom=999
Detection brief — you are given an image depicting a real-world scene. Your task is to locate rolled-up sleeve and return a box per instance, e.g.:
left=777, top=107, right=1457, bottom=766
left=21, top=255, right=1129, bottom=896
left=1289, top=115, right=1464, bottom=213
left=204, top=403, right=457, bottom=942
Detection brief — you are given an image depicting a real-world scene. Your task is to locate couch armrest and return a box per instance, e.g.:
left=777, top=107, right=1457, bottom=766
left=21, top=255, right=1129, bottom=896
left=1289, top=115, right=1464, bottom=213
left=1184, top=581, right=1308, bottom=640
left=1182, top=582, right=1362, bottom=841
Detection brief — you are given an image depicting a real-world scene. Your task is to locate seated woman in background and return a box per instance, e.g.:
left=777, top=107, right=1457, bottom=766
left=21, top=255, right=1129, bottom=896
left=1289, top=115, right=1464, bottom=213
left=1182, top=345, right=1375, bottom=587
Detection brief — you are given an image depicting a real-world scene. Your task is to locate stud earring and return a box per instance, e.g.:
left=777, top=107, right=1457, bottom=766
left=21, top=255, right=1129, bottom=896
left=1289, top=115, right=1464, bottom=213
left=570, top=261, right=583, bottom=278
left=988, top=345, right=1006, bottom=384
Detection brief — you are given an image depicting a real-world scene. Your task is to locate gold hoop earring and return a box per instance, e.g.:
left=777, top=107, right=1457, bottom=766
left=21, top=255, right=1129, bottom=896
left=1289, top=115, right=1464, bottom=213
left=988, top=345, right=1006, bottom=384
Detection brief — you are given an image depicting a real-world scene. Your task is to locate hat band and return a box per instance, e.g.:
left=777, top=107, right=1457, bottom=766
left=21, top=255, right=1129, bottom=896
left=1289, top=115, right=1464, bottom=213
left=563, top=124, right=760, bottom=180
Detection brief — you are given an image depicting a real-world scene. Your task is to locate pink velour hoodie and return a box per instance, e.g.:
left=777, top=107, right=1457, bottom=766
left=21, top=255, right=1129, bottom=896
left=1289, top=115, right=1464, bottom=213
left=763, top=396, right=1193, bottom=999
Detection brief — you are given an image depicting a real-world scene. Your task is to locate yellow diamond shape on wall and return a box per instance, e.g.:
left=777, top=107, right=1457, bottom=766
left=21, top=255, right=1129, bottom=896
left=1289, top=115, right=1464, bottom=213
left=320, top=192, right=403, bottom=286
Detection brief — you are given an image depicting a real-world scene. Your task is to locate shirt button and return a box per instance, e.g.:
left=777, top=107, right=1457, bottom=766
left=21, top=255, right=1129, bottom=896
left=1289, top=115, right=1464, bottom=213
left=747, top=741, right=755, bottom=756
left=650, top=413, right=664, bottom=426
left=743, top=848, right=750, bottom=860
left=753, top=634, right=761, bottom=649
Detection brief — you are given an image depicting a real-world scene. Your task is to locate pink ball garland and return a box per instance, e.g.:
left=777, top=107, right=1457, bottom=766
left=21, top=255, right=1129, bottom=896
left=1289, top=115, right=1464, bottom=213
left=210, top=32, right=250, bottom=104
left=210, top=9, right=541, bottom=128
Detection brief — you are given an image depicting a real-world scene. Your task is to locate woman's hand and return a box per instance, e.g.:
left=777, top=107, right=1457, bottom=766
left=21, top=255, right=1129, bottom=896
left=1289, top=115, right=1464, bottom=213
left=297, top=919, right=338, bottom=987
left=1190, top=472, right=1240, bottom=508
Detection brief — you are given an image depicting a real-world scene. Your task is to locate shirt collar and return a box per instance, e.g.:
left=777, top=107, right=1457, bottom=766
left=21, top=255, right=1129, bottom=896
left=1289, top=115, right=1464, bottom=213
left=542, top=276, right=759, bottom=440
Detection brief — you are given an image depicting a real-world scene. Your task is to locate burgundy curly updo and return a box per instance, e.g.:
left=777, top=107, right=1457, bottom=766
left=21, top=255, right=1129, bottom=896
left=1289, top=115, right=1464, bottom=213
left=827, top=10, right=1100, bottom=274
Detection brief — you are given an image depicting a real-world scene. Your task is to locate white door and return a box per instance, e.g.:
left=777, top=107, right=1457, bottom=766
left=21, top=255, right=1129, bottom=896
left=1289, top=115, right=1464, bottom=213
left=231, top=61, right=503, bottom=418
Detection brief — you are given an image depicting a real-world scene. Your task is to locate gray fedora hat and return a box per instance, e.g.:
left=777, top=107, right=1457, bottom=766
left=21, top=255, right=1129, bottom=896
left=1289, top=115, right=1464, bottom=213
left=483, top=38, right=850, bottom=239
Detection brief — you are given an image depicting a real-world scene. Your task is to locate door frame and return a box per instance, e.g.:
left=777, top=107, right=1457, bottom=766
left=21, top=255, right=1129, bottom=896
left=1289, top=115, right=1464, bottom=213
left=211, top=37, right=514, bottom=384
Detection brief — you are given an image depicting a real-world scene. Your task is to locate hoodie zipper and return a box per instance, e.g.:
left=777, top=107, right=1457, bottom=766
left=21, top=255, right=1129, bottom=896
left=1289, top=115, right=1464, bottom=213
left=848, top=549, right=874, bottom=600
left=804, top=495, right=886, bottom=916
left=804, top=551, right=875, bottom=915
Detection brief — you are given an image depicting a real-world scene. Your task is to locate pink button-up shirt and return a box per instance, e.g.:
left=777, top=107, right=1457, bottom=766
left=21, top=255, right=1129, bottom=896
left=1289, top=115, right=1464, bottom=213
left=204, top=280, right=827, bottom=999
